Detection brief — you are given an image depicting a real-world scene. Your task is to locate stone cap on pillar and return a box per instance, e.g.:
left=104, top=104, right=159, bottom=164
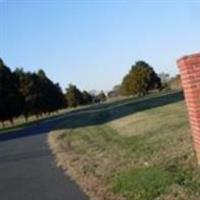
left=177, top=53, right=200, bottom=68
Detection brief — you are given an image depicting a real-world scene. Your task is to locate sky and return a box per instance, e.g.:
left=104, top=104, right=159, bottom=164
left=1, top=0, right=200, bottom=92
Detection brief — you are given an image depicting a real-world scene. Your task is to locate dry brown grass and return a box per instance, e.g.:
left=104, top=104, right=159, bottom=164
left=48, top=127, right=125, bottom=200
left=48, top=93, right=200, bottom=200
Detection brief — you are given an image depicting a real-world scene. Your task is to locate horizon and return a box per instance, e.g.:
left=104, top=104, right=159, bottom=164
left=1, top=0, right=200, bottom=91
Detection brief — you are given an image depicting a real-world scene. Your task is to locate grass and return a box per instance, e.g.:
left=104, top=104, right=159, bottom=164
left=0, top=109, right=67, bottom=134
left=48, top=91, right=200, bottom=200
left=112, top=168, right=173, bottom=200
left=0, top=105, right=93, bottom=134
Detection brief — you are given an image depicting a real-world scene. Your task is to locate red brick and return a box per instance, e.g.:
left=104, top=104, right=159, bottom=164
left=177, top=53, right=200, bottom=165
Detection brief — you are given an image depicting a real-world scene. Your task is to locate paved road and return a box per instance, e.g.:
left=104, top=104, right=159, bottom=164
left=0, top=115, right=88, bottom=200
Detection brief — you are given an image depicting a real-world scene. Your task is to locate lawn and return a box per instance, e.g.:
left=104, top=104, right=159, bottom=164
left=0, top=109, right=67, bottom=134
left=0, top=105, right=92, bottom=134
left=48, top=91, right=200, bottom=200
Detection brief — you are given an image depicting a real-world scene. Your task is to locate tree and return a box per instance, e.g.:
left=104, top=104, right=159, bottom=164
left=14, top=68, right=66, bottom=121
left=14, top=69, right=41, bottom=119
left=120, top=61, right=161, bottom=96
left=120, top=73, right=134, bottom=96
left=82, top=91, right=93, bottom=105
left=97, top=91, right=107, bottom=102
left=36, top=70, right=66, bottom=114
left=0, top=58, right=23, bottom=126
left=65, top=84, right=83, bottom=107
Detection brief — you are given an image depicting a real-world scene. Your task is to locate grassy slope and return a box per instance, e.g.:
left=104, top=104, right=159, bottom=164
left=0, top=105, right=93, bottom=134
left=0, top=108, right=70, bottom=134
left=48, top=92, right=200, bottom=200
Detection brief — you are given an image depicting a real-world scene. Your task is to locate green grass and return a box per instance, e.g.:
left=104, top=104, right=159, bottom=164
left=48, top=91, right=200, bottom=200
left=112, top=168, right=173, bottom=200
left=112, top=165, right=200, bottom=200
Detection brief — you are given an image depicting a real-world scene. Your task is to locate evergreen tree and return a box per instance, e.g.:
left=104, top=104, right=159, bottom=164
left=14, top=68, right=66, bottom=120
left=121, top=61, right=161, bottom=96
left=65, top=84, right=83, bottom=107
left=36, top=70, right=66, bottom=113
left=82, top=91, right=93, bottom=105
left=0, top=58, right=23, bottom=125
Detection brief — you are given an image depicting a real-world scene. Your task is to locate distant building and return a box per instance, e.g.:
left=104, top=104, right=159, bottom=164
left=158, top=73, right=170, bottom=84
left=169, top=75, right=182, bottom=90
left=107, top=90, right=118, bottom=98
left=107, top=85, right=120, bottom=99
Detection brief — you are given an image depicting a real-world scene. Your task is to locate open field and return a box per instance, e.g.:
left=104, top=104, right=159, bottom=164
left=48, top=91, right=200, bottom=200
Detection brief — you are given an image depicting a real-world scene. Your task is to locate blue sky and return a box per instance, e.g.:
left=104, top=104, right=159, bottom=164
left=1, top=0, right=200, bottom=91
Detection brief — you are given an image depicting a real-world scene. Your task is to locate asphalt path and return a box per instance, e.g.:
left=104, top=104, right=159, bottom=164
left=0, top=114, right=88, bottom=200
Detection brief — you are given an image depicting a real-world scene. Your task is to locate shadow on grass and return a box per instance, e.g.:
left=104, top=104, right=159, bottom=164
left=0, top=91, right=184, bottom=142
left=0, top=115, right=61, bottom=133
left=55, top=91, right=184, bottom=129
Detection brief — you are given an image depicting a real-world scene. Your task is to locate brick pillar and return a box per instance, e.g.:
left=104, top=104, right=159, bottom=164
left=177, top=53, right=200, bottom=165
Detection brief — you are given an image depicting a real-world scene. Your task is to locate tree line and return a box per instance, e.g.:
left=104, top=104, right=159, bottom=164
left=0, top=57, right=169, bottom=126
left=0, top=58, right=106, bottom=126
